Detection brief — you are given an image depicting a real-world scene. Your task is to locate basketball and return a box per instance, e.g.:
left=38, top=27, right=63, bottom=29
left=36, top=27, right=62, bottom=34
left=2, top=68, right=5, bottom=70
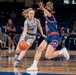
left=19, top=41, right=28, bottom=50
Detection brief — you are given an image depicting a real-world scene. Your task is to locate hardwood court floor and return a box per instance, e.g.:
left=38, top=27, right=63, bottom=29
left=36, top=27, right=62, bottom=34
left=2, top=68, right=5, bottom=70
left=0, top=50, right=76, bottom=75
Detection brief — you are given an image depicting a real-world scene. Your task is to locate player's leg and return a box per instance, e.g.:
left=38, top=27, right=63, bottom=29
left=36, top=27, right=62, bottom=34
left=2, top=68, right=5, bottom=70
left=60, top=39, right=69, bottom=60
left=14, top=35, right=36, bottom=67
left=14, top=43, right=21, bottom=60
left=14, top=41, right=31, bottom=67
left=45, top=44, right=57, bottom=59
left=11, top=34, right=15, bottom=52
left=7, top=35, right=12, bottom=53
left=14, top=36, right=27, bottom=60
left=62, top=40, right=65, bottom=48
left=16, top=38, right=36, bottom=61
left=45, top=44, right=69, bottom=60
left=26, top=35, right=69, bottom=70
left=17, top=42, right=30, bottom=60
left=14, top=34, right=24, bottom=60
left=26, top=40, right=47, bottom=70
left=45, top=37, right=69, bottom=60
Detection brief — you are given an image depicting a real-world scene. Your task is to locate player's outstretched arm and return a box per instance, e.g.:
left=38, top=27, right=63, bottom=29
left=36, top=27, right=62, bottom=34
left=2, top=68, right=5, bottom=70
left=37, top=2, right=51, bottom=17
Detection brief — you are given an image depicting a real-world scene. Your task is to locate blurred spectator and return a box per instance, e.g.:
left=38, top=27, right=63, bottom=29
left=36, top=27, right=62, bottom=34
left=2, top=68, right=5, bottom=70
left=67, top=28, right=70, bottom=34
left=6, top=11, right=10, bottom=19
left=10, top=10, right=16, bottom=19
left=60, top=29, right=66, bottom=48
left=73, top=21, right=76, bottom=32
left=5, top=19, right=16, bottom=53
left=0, top=11, right=5, bottom=18
left=73, top=21, right=76, bottom=28
left=71, top=29, right=76, bottom=34
left=0, top=11, right=6, bottom=25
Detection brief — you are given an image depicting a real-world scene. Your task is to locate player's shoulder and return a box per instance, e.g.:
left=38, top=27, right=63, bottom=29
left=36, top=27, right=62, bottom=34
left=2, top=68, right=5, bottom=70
left=35, top=18, right=40, bottom=23
left=25, top=18, right=28, bottom=21
left=24, top=18, right=29, bottom=23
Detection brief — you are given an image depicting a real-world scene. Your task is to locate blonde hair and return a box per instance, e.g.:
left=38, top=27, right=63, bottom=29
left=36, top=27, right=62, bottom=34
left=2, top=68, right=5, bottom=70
left=22, top=8, right=35, bottom=19
left=45, top=1, right=55, bottom=13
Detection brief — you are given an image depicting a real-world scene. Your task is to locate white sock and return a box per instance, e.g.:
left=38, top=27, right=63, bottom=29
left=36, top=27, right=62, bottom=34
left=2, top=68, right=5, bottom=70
left=8, top=47, right=11, bottom=50
left=58, top=50, right=64, bottom=55
left=12, top=46, right=15, bottom=50
left=14, top=54, right=19, bottom=59
left=32, top=60, right=38, bottom=67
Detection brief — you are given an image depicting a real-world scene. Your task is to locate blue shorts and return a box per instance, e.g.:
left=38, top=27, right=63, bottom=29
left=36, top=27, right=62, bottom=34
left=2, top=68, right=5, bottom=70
left=45, top=34, right=60, bottom=49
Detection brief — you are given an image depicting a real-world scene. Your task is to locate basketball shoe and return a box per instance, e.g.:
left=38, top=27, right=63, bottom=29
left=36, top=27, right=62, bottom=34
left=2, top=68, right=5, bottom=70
left=62, top=47, right=70, bottom=60
left=26, top=64, right=38, bottom=71
left=14, top=60, right=19, bottom=67
left=8, top=47, right=11, bottom=53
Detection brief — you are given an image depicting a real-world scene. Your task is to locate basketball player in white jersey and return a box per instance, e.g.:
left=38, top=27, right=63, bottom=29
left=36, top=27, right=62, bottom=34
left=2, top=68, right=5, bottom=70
left=14, top=8, right=47, bottom=67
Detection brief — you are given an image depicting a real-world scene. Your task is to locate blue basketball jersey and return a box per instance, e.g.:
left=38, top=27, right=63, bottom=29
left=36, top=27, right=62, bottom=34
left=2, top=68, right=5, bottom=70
left=45, top=15, right=58, bottom=36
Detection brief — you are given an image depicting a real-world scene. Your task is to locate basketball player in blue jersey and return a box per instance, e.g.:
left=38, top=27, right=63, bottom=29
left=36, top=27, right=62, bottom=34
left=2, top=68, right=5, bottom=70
left=26, top=1, right=70, bottom=70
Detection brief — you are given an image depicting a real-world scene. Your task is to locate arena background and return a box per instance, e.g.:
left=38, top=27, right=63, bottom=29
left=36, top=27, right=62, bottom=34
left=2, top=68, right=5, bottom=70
left=0, top=0, right=76, bottom=75
left=0, top=0, right=76, bottom=50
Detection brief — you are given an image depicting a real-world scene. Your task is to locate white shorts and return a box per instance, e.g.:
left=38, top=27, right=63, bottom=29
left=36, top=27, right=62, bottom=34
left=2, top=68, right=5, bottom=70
left=19, top=34, right=36, bottom=45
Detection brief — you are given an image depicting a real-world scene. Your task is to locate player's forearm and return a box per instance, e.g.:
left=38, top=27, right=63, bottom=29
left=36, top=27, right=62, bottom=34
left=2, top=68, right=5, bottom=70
left=19, top=25, right=27, bottom=42
left=19, top=31, right=26, bottom=41
left=43, top=8, right=51, bottom=17
left=39, top=27, right=44, bottom=36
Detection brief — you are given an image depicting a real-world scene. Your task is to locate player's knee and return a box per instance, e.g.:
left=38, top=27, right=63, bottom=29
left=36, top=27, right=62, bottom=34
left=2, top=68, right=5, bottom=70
left=45, top=54, right=52, bottom=59
left=8, top=39, right=11, bottom=42
left=16, top=50, right=20, bottom=53
left=16, top=47, right=21, bottom=53
left=37, top=46, right=44, bottom=53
